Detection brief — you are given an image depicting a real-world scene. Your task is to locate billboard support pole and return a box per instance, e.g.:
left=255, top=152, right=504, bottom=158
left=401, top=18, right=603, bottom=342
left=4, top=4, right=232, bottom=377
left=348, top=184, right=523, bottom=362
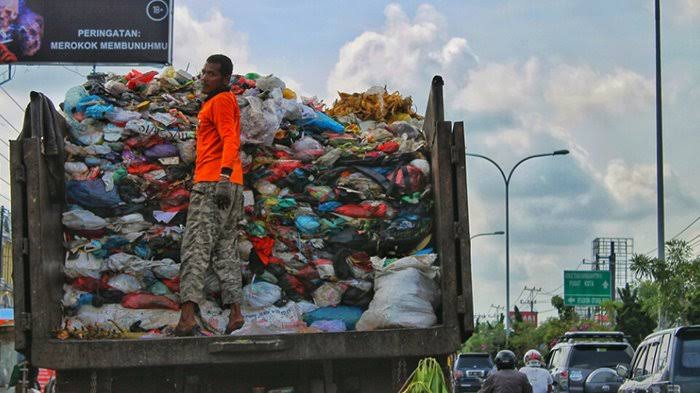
left=0, top=64, right=13, bottom=87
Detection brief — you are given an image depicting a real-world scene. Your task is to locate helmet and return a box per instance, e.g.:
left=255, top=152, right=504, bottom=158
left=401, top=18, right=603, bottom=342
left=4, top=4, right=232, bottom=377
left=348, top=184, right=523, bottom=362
left=524, top=349, right=543, bottom=366
left=495, top=350, right=517, bottom=370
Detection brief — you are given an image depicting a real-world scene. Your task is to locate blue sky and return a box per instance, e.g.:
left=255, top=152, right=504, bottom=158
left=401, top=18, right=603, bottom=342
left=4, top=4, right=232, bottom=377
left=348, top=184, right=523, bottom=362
left=0, top=1, right=698, bottom=321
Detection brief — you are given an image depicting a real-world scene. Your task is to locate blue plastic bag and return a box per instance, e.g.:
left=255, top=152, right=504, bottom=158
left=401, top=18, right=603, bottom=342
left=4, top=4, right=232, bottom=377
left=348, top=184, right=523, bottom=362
left=66, top=179, right=123, bottom=208
left=295, top=214, right=321, bottom=234
left=303, top=305, right=364, bottom=330
left=85, top=104, right=114, bottom=119
left=298, top=111, right=345, bottom=133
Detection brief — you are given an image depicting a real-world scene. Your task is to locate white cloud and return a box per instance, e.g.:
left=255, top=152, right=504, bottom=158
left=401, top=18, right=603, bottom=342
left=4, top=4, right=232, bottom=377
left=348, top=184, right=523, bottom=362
left=173, top=6, right=253, bottom=73
left=544, top=65, right=654, bottom=126
left=326, top=3, right=476, bottom=98
left=604, top=159, right=657, bottom=207
left=455, top=58, right=540, bottom=113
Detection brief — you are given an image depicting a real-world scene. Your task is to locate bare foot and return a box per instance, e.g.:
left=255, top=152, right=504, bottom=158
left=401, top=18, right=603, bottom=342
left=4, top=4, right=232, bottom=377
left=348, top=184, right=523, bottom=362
left=174, top=301, right=199, bottom=336
left=226, top=303, right=245, bottom=334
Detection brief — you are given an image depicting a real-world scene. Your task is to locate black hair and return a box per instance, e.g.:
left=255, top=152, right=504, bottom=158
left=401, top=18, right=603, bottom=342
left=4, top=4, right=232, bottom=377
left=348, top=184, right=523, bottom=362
left=206, top=54, right=233, bottom=78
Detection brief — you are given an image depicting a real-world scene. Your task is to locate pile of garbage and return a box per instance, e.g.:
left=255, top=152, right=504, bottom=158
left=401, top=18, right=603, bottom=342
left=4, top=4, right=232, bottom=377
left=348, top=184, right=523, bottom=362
left=59, top=67, right=441, bottom=339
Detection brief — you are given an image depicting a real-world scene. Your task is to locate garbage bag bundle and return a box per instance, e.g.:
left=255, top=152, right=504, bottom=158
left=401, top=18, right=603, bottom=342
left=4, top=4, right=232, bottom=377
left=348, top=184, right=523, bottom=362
left=60, top=68, right=439, bottom=338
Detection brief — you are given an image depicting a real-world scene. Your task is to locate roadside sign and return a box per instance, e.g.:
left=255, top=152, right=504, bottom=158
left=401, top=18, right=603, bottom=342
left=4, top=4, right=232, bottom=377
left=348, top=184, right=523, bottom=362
left=508, top=311, right=538, bottom=325
left=563, top=270, right=611, bottom=306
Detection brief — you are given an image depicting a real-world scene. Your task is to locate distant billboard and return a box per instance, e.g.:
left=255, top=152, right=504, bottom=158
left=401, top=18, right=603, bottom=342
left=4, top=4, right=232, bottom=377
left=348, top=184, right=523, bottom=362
left=508, top=311, right=538, bottom=326
left=0, top=0, right=172, bottom=65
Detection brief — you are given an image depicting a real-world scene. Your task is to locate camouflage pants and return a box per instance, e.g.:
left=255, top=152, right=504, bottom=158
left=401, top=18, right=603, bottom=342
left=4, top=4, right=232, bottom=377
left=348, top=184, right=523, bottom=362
left=180, top=182, right=244, bottom=306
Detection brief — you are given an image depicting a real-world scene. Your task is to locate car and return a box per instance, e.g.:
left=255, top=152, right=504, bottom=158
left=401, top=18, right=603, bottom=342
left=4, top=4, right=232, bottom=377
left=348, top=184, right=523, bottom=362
left=545, top=331, right=634, bottom=392
left=617, top=325, right=700, bottom=393
left=452, top=352, right=495, bottom=392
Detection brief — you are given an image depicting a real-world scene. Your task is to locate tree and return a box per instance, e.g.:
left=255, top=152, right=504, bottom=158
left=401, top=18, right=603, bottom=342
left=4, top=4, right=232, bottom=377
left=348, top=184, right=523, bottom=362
left=631, top=240, right=700, bottom=328
left=513, top=306, right=524, bottom=323
left=551, top=295, right=576, bottom=321
left=615, top=284, right=655, bottom=347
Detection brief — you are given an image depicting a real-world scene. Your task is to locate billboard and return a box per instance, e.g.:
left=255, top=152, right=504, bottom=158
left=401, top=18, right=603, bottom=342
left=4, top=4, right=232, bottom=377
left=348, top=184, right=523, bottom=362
left=0, top=0, right=172, bottom=65
left=508, top=311, right=538, bottom=326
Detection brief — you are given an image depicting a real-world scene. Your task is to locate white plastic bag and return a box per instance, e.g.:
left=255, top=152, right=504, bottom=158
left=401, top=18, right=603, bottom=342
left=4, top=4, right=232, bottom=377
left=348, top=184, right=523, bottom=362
left=107, top=273, right=144, bottom=293
left=72, top=304, right=180, bottom=331
left=356, top=254, right=440, bottom=331
left=243, top=280, right=282, bottom=309
left=152, top=263, right=180, bottom=280
left=239, top=95, right=282, bottom=146
left=64, top=251, right=103, bottom=279
left=62, top=209, right=108, bottom=231
left=230, top=302, right=306, bottom=336
left=105, top=253, right=175, bottom=274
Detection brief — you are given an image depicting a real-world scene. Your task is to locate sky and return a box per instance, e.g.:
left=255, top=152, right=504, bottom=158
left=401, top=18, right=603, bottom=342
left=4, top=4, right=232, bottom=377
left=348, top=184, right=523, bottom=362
left=0, top=0, right=698, bottom=322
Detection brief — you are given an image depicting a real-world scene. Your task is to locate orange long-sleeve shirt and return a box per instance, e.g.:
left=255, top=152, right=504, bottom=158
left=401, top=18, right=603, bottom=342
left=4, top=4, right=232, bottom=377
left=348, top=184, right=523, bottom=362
left=194, top=91, right=243, bottom=185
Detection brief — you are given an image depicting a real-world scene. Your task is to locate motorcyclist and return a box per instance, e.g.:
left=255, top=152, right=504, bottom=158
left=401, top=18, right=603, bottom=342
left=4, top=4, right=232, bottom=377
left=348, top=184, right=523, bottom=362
left=479, top=350, right=533, bottom=393
left=519, top=349, right=553, bottom=393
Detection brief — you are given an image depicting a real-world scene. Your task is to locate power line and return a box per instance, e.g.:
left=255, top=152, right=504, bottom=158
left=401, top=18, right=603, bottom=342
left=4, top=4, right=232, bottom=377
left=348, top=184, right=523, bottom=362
left=0, top=86, right=25, bottom=112
left=62, top=65, right=86, bottom=78
left=645, top=215, right=700, bottom=256
left=0, top=177, right=8, bottom=186
left=0, top=112, right=20, bottom=134
left=672, top=215, right=700, bottom=241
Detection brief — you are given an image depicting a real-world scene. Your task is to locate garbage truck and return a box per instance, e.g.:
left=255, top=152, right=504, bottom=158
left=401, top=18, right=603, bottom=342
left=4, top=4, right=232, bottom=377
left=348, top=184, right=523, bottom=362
left=10, top=76, right=474, bottom=392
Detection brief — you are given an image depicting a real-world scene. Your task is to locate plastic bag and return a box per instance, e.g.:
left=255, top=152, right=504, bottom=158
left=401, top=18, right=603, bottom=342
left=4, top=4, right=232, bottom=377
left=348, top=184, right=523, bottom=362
left=256, top=75, right=285, bottom=92
left=105, top=253, right=176, bottom=274
left=355, top=254, right=440, bottom=330
left=388, top=120, right=422, bottom=139
left=231, top=302, right=305, bottom=336
left=66, top=179, right=123, bottom=208
left=312, top=258, right=336, bottom=280
left=71, top=304, right=180, bottom=331
left=239, top=95, right=282, bottom=146
left=302, top=305, right=364, bottom=330
left=243, top=280, right=282, bottom=309
left=125, top=70, right=158, bottom=90
left=121, top=292, right=180, bottom=310
left=62, top=209, right=108, bottom=231
left=295, top=214, right=321, bottom=235
left=177, top=140, right=196, bottom=164
left=125, top=119, right=159, bottom=135
left=335, top=201, right=391, bottom=219
left=152, top=263, right=180, bottom=280
left=64, top=252, right=103, bottom=279
left=310, top=320, right=347, bottom=332
left=297, top=111, right=345, bottom=133
left=65, top=161, right=89, bottom=178
left=292, top=136, right=325, bottom=162
left=312, top=282, right=348, bottom=307
left=108, top=274, right=144, bottom=293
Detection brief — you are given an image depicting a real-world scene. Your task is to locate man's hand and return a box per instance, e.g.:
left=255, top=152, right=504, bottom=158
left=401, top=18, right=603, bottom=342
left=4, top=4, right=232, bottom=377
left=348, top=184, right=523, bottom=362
left=214, top=177, right=232, bottom=209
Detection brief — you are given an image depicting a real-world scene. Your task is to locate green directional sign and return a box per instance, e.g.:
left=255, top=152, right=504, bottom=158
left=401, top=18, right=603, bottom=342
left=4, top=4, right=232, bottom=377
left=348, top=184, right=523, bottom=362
left=564, top=270, right=612, bottom=306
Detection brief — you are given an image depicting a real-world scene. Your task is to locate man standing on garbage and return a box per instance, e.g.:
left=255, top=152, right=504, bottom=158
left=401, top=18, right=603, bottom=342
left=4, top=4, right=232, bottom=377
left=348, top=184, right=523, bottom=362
left=175, top=54, right=245, bottom=336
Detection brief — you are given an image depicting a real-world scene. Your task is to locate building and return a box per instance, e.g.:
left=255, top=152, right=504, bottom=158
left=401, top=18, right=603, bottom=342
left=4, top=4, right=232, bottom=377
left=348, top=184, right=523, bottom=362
left=591, top=237, right=634, bottom=294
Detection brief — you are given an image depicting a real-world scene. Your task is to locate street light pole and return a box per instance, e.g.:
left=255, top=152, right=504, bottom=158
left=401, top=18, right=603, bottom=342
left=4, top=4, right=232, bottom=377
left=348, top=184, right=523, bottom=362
left=466, top=149, right=569, bottom=344
left=470, top=231, right=505, bottom=241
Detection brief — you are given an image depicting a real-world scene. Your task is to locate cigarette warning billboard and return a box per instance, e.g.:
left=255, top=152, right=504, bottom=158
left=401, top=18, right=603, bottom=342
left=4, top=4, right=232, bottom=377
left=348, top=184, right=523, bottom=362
left=0, top=0, right=172, bottom=65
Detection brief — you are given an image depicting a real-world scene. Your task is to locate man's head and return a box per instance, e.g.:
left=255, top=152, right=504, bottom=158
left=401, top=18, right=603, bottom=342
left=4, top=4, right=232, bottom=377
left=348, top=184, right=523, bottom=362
left=201, top=54, right=233, bottom=94
left=495, top=350, right=517, bottom=370
left=0, top=0, right=19, bottom=32
left=17, top=11, right=43, bottom=56
left=523, top=349, right=543, bottom=367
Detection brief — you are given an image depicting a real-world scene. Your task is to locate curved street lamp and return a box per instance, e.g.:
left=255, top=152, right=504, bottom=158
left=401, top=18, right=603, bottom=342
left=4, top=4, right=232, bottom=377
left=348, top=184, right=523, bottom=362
left=470, top=231, right=505, bottom=241
left=466, top=149, right=569, bottom=342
